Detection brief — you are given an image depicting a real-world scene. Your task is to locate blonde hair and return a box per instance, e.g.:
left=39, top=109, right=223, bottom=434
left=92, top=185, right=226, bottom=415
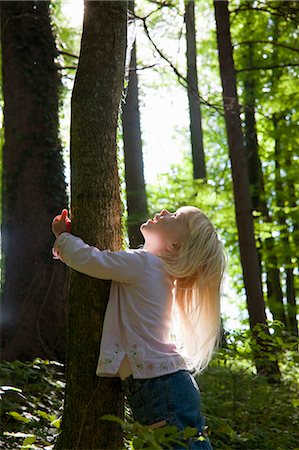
left=160, top=206, right=226, bottom=374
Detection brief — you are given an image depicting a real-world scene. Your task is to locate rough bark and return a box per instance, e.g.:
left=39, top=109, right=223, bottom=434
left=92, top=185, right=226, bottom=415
left=1, top=0, right=68, bottom=361
left=54, top=2, right=127, bottom=449
left=214, top=0, right=280, bottom=377
left=184, top=0, right=206, bottom=180
left=122, top=1, right=148, bottom=248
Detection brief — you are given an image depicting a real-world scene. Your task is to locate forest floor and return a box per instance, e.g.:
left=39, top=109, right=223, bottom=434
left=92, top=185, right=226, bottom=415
left=1, top=346, right=298, bottom=450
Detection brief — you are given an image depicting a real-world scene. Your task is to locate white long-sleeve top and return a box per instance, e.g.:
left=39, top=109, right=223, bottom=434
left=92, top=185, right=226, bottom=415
left=53, top=233, right=187, bottom=379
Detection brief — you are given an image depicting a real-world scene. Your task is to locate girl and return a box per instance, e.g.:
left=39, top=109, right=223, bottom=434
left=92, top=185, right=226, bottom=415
left=52, top=206, right=226, bottom=450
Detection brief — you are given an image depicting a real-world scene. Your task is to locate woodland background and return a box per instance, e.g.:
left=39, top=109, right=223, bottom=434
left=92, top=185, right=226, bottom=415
left=0, top=0, right=298, bottom=449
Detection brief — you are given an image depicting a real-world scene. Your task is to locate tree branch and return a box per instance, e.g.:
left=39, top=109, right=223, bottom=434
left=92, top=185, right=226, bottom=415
left=58, top=49, right=79, bottom=59
left=231, top=6, right=299, bottom=21
left=133, top=12, right=222, bottom=114
left=235, top=40, right=299, bottom=55
left=135, top=63, right=158, bottom=71
left=58, top=65, right=77, bottom=71
left=237, top=63, right=299, bottom=73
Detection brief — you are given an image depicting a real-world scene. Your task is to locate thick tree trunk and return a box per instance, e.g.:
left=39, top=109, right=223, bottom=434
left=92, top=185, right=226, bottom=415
left=122, top=1, right=148, bottom=248
left=214, top=0, right=280, bottom=377
left=184, top=0, right=206, bottom=180
left=54, top=2, right=127, bottom=449
left=1, top=0, right=68, bottom=361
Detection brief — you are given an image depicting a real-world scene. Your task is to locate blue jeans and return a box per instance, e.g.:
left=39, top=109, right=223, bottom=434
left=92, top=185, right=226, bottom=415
left=122, top=370, right=212, bottom=450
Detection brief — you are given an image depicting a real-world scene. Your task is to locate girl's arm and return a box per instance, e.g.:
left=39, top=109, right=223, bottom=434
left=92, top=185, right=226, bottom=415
left=52, top=233, right=146, bottom=283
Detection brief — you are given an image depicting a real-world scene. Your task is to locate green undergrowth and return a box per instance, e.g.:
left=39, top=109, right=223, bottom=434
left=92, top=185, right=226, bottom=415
left=0, top=359, right=64, bottom=449
left=0, top=343, right=298, bottom=450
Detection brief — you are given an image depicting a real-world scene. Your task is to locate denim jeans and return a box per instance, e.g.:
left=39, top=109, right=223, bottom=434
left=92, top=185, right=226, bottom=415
left=122, top=370, right=212, bottom=450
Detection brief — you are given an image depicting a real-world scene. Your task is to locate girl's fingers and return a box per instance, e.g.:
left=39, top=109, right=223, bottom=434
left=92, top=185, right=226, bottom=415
left=66, top=219, right=71, bottom=233
left=61, top=209, right=68, bottom=219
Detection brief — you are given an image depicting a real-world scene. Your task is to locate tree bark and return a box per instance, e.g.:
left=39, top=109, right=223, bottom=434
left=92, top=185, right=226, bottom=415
left=273, top=115, right=298, bottom=338
left=242, top=39, right=286, bottom=328
left=54, top=1, right=127, bottom=449
left=122, top=1, right=148, bottom=248
left=214, top=0, right=280, bottom=377
left=271, top=15, right=298, bottom=339
left=1, top=0, right=68, bottom=361
left=284, top=152, right=298, bottom=338
left=184, top=0, right=206, bottom=180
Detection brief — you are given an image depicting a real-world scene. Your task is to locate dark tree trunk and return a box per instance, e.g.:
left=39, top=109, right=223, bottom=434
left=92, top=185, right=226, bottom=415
left=54, top=2, right=127, bottom=449
left=184, top=0, right=206, bottom=180
left=122, top=1, right=148, bottom=248
left=270, top=15, right=297, bottom=338
left=286, top=268, right=298, bottom=338
left=243, top=41, right=286, bottom=328
left=214, top=0, right=280, bottom=377
left=1, top=0, right=68, bottom=361
left=273, top=115, right=298, bottom=338
left=284, top=152, right=298, bottom=338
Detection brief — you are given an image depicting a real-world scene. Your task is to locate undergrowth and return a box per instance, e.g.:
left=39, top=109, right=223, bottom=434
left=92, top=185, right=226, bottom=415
left=1, top=331, right=298, bottom=450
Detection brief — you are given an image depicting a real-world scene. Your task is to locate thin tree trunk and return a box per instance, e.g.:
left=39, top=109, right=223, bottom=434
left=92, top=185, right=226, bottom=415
left=184, top=0, right=206, bottom=180
left=214, top=0, right=280, bottom=377
left=243, top=40, right=286, bottom=327
left=273, top=115, right=298, bottom=338
left=284, top=152, right=298, bottom=338
left=1, top=0, right=68, bottom=361
left=122, top=1, right=148, bottom=248
left=54, top=2, right=127, bottom=449
left=286, top=268, right=298, bottom=338
left=271, top=15, right=297, bottom=338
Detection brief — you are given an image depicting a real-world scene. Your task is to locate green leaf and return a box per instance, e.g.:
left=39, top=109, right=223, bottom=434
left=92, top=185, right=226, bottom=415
left=7, top=411, right=30, bottom=423
left=183, top=426, right=198, bottom=439
left=101, top=414, right=127, bottom=427
left=51, top=417, right=61, bottom=429
left=21, top=434, right=36, bottom=447
left=1, top=385, right=22, bottom=393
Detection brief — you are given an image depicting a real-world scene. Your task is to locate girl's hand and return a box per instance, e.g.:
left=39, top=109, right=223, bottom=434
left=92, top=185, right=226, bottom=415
left=52, top=209, right=71, bottom=238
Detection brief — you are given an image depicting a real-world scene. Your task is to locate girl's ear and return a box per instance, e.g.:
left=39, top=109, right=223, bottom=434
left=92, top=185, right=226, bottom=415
left=166, top=242, right=180, bottom=254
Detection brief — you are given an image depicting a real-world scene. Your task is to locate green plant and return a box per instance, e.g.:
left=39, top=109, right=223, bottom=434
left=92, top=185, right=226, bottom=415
left=0, top=359, right=64, bottom=450
left=101, top=414, right=205, bottom=450
left=1, top=339, right=298, bottom=450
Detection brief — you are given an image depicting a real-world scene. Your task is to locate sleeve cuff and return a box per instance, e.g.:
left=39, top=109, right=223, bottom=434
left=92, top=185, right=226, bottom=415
left=52, top=232, right=70, bottom=260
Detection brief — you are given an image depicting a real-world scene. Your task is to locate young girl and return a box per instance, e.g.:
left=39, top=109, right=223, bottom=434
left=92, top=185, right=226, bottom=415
left=52, top=206, right=226, bottom=450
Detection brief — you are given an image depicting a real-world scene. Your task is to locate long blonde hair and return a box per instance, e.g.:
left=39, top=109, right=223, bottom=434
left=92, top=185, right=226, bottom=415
left=161, top=206, right=226, bottom=374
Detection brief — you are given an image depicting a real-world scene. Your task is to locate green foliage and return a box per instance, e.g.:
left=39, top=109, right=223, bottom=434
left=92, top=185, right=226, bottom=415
left=1, top=341, right=298, bottom=450
left=199, top=335, right=299, bottom=450
left=0, top=359, right=64, bottom=450
left=231, top=0, right=299, bottom=275
left=102, top=414, right=202, bottom=449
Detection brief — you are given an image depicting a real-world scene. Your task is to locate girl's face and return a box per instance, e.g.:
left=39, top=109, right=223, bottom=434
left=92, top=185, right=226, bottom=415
left=140, top=209, right=188, bottom=255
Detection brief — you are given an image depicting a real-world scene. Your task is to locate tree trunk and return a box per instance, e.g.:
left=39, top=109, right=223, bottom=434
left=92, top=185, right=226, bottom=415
left=286, top=268, right=298, bottom=338
left=284, top=152, right=298, bottom=338
left=54, top=2, right=127, bottom=449
left=271, top=15, right=298, bottom=339
left=184, top=0, right=206, bottom=180
left=1, top=0, right=68, bottom=361
left=122, top=1, right=148, bottom=248
left=273, top=115, right=298, bottom=338
left=242, top=40, right=286, bottom=328
left=213, top=0, right=280, bottom=377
